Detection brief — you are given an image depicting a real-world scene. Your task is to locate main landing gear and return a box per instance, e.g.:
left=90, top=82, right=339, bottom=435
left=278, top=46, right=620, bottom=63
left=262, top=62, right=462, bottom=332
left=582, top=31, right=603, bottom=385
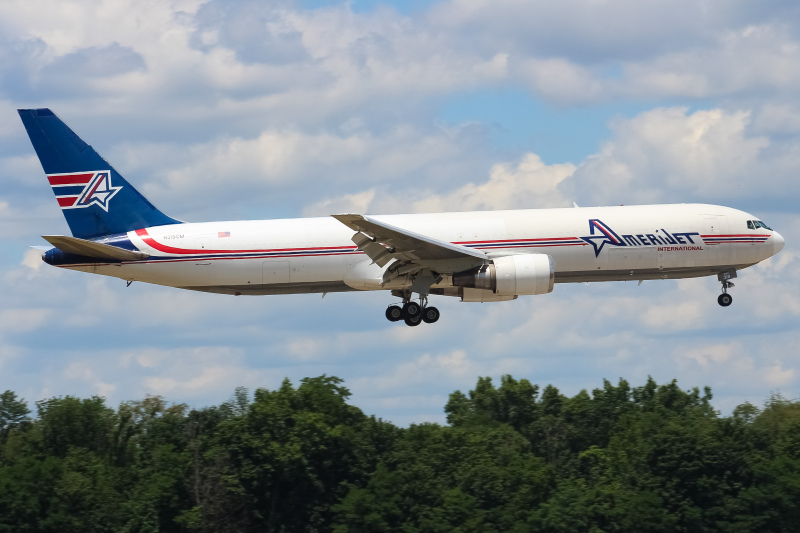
left=385, top=298, right=440, bottom=326
left=717, top=270, right=736, bottom=307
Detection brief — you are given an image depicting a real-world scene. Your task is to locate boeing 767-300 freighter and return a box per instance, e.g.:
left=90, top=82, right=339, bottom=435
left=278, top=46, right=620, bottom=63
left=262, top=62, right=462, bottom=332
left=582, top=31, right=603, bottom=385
left=18, top=109, right=785, bottom=326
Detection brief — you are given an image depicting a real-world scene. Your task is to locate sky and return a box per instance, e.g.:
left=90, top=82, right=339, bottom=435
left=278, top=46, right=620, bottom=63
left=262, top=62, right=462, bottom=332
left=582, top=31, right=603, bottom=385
left=1, top=0, right=799, bottom=425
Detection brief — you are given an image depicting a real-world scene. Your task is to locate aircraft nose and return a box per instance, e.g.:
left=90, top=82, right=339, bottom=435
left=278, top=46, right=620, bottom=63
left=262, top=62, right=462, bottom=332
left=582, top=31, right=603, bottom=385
left=773, top=231, right=785, bottom=255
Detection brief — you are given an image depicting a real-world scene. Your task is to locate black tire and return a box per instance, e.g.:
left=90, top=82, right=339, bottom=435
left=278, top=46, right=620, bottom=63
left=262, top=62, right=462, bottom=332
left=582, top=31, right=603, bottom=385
left=718, top=293, right=733, bottom=307
left=403, top=301, right=421, bottom=318
left=385, top=305, right=403, bottom=322
left=421, top=306, right=440, bottom=324
left=404, top=315, right=422, bottom=327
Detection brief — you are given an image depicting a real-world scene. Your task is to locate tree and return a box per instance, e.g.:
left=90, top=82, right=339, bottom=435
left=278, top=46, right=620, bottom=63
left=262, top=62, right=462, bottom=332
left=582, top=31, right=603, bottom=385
left=0, top=391, right=30, bottom=442
left=2, top=375, right=800, bottom=532
left=36, top=396, right=115, bottom=458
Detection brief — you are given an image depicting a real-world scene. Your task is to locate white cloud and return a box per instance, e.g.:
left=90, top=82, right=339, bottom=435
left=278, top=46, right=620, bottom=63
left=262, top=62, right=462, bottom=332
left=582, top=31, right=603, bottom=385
left=753, top=103, right=800, bottom=134
left=410, top=153, right=574, bottom=212
left=117, top=345, right=266, bottom=401
left=762, top=363, right=796, bottom=387
left=297, top=105, right=791, bottom=221
left=0, top=344, right=22, bottom=373
left=146, top=365, right=238, bottom=395
left=0, top=0, right=205, bottom=55
left=2, top=0, right=800, bottom=424
left=571, top=107, right=773, bottom=205
left=0, top=154, right=41, bottom=185
left=0, top=308, right=51, bottom=333
left=356, top=349, right=478, bottom=393
left=517, top=58, right=605, bottom=105
left=303, top=189, right=376, bottom=217
left=681, top=341, right=741, bottom=368
left=21, top=248, right=43, bottom=271
left=303, top=152, right=574, bottom=217
left=104, top=123, right=491, bottom=220
left=640, top=300, right=707, bottom=332
left=622, top=25, right=800, bottom=100
left=286, top=337, right=326, bottom=360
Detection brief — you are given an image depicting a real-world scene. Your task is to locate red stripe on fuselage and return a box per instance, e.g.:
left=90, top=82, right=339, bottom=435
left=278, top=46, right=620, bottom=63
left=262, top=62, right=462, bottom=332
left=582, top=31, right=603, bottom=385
left=475, top=243, right=588, bottom=249
left=48, top=173, right=94, bottom=186
left=142, top=251, right=364, bottom=264
left=135, top=228, right=357, bottom=255
left=135, top=228, right=596, bottom=257
left=455, top=237, right=579, bottom=244
left=55, top=250, right=365, bottom=268
left=701, top=234, right=771, bottom=238
left=706, top=240, right=767, bottom=244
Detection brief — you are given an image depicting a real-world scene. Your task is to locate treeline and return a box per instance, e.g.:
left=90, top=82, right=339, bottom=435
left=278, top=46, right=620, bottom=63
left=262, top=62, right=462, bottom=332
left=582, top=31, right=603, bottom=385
left=1, top=376, right=799, bottom=532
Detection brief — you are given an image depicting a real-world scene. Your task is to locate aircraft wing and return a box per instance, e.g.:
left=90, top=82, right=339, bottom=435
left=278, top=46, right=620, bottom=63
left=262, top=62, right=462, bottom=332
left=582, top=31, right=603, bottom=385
left=42, top=235, right=149, bottom=261
left=332, top=214, right=487, bottom=267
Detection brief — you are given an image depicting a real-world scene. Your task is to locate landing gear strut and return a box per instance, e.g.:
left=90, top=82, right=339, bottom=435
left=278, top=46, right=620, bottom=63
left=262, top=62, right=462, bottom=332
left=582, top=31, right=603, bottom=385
left=385, top=294, right=440, bottom=326
left=717, top=270, right=736, bottom=307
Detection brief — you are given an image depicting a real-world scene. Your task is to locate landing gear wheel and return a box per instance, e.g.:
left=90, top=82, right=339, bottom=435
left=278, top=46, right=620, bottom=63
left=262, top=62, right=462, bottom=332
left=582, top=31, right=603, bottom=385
left=404, top=315, right=422, bottom=327
left=403, top=301, right=421, bottom=318
left=385, top=305, right=403, bottom=322
left=718, top=293, right=733, bottom=307
left=421, top=306, right=440, bottom=324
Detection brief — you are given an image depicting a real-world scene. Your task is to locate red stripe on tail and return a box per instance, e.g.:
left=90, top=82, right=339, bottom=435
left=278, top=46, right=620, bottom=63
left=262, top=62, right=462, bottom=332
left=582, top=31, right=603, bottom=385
left=57, top=196, right=77, bottom=207
left=48, top=173, right=94, bottom=186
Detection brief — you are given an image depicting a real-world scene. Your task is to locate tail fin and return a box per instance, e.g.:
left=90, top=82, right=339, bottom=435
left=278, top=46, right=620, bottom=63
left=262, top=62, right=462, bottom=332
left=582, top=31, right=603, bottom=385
left=18, top=108, right=181, bottom=239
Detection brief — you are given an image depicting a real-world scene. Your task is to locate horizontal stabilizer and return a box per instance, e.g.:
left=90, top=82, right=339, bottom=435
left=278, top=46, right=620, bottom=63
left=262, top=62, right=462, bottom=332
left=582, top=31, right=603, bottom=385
left=42, top=235, right=149, bottom=261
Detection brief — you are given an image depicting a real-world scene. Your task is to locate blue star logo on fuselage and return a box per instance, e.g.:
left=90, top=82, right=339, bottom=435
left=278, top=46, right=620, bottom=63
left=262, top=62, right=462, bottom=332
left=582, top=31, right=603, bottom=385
left=580, top=219, right=625, bottom=257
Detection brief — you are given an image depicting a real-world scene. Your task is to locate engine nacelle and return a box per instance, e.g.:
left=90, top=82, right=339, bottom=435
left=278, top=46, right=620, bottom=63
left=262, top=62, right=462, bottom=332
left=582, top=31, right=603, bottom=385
left=453, top=254, right=554, bottom=296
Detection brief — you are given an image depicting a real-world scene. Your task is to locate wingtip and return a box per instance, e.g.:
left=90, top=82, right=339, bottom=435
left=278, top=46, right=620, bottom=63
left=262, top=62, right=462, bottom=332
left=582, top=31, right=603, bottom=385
left=41, top=235, right=64, bottom=245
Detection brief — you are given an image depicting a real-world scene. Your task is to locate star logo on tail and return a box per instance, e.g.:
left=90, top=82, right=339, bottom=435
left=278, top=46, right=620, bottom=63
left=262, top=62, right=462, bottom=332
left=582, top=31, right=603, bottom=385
left=75, top=172, right=121, bottom=211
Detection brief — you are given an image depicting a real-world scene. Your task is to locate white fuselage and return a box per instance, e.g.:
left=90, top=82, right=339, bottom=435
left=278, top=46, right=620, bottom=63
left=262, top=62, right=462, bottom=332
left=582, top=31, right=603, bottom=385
left=53, top=204, right=784, bottom=298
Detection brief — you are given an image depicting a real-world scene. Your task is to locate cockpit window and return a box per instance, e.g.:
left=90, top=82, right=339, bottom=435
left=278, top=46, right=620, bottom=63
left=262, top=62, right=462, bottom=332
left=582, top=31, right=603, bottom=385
left=754, top=220, right=772, bottom=230
left=747, top=220, right=755, bottom=230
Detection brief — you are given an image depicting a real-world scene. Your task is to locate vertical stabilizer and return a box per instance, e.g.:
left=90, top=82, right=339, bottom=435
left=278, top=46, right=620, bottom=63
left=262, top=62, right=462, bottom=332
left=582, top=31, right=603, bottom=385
left=18, top=108, right=181, bottom=239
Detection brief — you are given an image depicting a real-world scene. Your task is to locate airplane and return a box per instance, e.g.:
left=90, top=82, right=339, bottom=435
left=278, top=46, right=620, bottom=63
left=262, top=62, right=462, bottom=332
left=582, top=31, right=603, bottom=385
left=18, top=108, right=785, bottom=326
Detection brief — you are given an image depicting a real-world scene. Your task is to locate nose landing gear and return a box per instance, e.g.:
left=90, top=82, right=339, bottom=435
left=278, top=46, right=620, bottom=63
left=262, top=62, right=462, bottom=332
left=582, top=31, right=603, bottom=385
left=717, top=270, right=736, bottom=307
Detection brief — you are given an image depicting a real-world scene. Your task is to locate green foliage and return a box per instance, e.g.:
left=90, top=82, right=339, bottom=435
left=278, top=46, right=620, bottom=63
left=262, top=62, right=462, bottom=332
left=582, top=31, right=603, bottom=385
left=36, top=395, right=116, bottom=458
left=0, top=390, right=31, bottom=442
left=1, top=375, right=799, bottom=532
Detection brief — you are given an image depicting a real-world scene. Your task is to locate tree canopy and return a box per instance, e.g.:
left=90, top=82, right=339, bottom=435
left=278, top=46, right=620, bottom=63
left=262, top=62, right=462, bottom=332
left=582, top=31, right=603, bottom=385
left=1, top=375, right=798, bottom=532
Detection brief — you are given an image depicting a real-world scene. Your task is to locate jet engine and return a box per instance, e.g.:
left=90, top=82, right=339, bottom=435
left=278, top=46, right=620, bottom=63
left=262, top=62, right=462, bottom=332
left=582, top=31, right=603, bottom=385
left=452, top=254, right=554, bottom=296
